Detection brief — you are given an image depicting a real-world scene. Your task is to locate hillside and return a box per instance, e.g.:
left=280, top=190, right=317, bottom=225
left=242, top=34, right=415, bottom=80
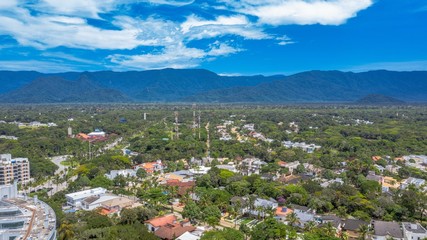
left=355, top=94, right=405, bottom=105
left=184, top=70, right=427, bottom=102
left=0, top=75, right=129, bottom=103
left=0, top=69, right=426, bottom=103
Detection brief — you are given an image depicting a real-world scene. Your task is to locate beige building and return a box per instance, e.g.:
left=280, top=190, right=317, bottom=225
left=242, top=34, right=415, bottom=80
left=0, top=154, right=30, bottom=185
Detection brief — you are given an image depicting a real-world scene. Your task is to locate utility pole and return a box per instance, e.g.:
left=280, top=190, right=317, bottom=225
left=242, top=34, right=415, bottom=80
left=198, top=110, right=201, bottom=140
left=192, top=104, right=196, bottom=137
left=174, top=111, right=179, bottom=140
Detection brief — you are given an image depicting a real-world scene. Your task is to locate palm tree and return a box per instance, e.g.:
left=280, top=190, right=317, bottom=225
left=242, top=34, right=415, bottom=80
left=339, top=231, right=349, bottom=240
left=358, top=224, right=369, bottom=240
left=324, top=222, right=336, bottom=237
left=303, top=220, right=316, bottom=233
left=58, top=221, right=74, bottom=240
left=286, top=212, right=300, bottom=227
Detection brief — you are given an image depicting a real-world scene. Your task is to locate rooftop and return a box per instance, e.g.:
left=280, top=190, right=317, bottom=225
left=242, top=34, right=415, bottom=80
left=65, top=187, right=106, bottom=200
left=402, top=222, right=427, bottom=234
left=373, top=220, right=403, bottom=238
left=0, top=197, right=56, bottom=240
left=145, top=214, right=177, bottom=228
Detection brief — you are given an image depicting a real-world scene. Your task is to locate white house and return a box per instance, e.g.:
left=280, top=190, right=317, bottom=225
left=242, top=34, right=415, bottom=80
left=65, top=187, right=107, bottom=208
left=402, top=222, right=427, bottom=240
left=105, top=169, right=137, bottom=180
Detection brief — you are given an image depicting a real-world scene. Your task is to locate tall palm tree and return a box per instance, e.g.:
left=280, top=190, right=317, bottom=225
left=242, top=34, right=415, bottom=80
left=303, top=220, right=316, bottom=233
left=286, top=212, right=300, bottom=227
left=358, top=224, right=369, bottom=240
left=58, top=221, right=74, bottom=240
left=339, top=231, right=349, bottom=240
left=324, top=222, right=336, bottom=237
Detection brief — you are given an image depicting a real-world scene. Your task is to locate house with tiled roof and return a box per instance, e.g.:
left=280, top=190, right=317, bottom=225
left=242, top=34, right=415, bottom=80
left=341, top=219, right=369, bottom=239
left=164, top=179, right=195, bottom=196
left=372, top=220, right=404, bottom=240
left=275, top=206, right=293, bottom=222
left=135, top=159, right=164, bottom=174
left=154, top=220, right=196, bottom=240
left=145, top=214, right=177, bottom=232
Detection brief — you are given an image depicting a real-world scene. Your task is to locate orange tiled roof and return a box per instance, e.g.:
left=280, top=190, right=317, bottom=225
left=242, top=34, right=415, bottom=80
left=77, top=133, right=89, bottom=139
left=275, top=207, right=293, bottom=217
left=145, top=214, right=177, bottom=228
left=277, top=161, right=287, bottom=167
left=371, top=156, right=382, bottom=161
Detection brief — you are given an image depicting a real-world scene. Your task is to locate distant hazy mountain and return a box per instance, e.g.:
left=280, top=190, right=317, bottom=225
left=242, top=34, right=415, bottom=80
left=356, top=94, right=405, bottom=105
left=185, top=70, right=427, bottom=103
left=0, top=69, right=426, bottom=103
left=0, top=75, right=129, bottom=103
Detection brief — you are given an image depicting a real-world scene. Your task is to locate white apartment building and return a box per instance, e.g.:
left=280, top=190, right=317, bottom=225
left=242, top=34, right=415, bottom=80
left=0, top=154, right=30, bottom=185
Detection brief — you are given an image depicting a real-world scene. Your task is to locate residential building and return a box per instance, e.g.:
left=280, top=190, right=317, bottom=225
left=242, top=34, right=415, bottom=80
left=65, top=187, right=107, bottom=208
left=188, top=166, right=211, bottom=175
left=135, top=160, right=165, bottom=174
left=88, top=129, right=106, bottom=138
left=275, top=206, right=293, bottom=222
left=105, top=169, right=137, bottom=180
left=401, top=177, right=426, bottom=190
left=99, top=196, right=141, bottom=216
left=341, top=219, right=369, bottom=239
left=240, top=158, right=266, bottom=176
left=402, top=222, right=427, bottom=240
left=382, top=176, right=400, bottom=192
left=283, top=161, right=300, bottom=174
left=176, top=231, right=200, bottom=240
left=289, top=204, right=317, bottom=228
left=216, top=163, right=238, bottom=173
left=372, top=220, right=404, bottom=240
left=81, top=194, right=119, bottom=211
left=282, top=141, right=321, bottom=153
left=164, top=179, right=195, bottom=196
left=0, top=154, right=30, bottom=185
left=146, top=214, right=178, bottom=232
left=319, top=215, right=342, bottom=234
left=154, top=220, right=196, bottom=240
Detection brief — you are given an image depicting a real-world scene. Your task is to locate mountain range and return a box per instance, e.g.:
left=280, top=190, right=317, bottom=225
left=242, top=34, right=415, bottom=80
left=0, top=69, right=426, bottom=103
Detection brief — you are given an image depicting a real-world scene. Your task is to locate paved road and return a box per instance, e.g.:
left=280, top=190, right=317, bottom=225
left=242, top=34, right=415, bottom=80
left=27, top=155, right=77, bottom=196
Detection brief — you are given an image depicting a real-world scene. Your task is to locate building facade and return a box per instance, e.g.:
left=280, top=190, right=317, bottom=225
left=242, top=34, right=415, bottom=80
left=0, top=154, right=30, bottom=185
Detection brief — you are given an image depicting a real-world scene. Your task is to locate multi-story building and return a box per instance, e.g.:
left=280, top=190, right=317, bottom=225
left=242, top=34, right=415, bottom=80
left=0, top=154, right=30, bottom=185
left=0, top=183, right=56, bottom=240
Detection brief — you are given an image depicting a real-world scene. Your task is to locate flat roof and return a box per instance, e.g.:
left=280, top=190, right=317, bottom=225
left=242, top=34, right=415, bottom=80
left=65, top=187, right=106, bottom=200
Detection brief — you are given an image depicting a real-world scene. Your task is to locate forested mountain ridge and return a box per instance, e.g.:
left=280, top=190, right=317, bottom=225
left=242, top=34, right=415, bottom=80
left=0, top=69, right=426, bottom=103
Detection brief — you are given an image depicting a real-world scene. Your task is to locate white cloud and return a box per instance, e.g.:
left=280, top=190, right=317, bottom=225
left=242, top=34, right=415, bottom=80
left=0, top=11, right=166, bottom=50
left=181, top=15, right=270, bottom=40
left=108, top=42, right=241, bottom=70
left=146, top=0, right=195, bottom=6
left=220, top=0, right=373, bottom=25
left=0, top=60, right=89, bottom=72
left=0, top=0, right=17, bottom=10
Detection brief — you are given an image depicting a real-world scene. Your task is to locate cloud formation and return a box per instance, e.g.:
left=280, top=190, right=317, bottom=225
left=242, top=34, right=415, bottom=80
left=220, top=0, right=373, bottom=25
left=0, top=0, right=374, bottom=70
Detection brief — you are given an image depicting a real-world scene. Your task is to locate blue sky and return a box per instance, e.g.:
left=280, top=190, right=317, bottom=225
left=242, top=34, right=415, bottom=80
left=0, top=0, right=426, bottom=75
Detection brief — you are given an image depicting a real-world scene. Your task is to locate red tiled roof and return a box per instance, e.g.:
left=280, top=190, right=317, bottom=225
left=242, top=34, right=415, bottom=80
left=145, top=214, right=176, bottom=228
left=154, top=223, right=196, bottom=240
